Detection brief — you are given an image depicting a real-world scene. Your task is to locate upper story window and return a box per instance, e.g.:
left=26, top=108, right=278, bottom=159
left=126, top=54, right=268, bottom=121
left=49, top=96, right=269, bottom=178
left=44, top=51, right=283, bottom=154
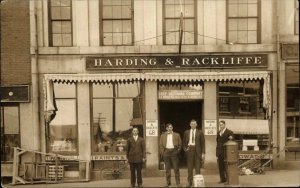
left=49, top=0, right=72, bottom=46
left=295, top=0, right=299, bottom=35
left=100, top=0, right=133, bottom=46
left=163, top=0, right=196, bottom=45
left=227, top=0, right=260, bottom=44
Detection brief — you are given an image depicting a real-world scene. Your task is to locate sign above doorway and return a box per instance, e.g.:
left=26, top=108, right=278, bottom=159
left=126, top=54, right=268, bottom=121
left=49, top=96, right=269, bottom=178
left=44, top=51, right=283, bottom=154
left=158, top=90, right=203, bottom=100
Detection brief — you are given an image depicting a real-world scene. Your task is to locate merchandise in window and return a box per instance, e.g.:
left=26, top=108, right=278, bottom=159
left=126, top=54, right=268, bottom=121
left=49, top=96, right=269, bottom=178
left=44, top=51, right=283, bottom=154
left=218, top=81, right=264, bottom=118
left=1, top=106, right=20, bottom=162
left=227, top=0, right=259, bottom=44
left=163, top=0, right=196, bottom=45
left=49, top=0, right=72, bottom=46
left=92, top=82, right=144, bottom=154
left=101, top=0, right=133, bottom=45
left=48, top=83, right=78, bottom=154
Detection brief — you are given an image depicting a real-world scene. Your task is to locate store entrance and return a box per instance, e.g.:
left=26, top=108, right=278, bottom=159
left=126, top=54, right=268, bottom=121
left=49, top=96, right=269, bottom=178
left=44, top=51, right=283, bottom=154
left=159, top=101, right=203, bottom=168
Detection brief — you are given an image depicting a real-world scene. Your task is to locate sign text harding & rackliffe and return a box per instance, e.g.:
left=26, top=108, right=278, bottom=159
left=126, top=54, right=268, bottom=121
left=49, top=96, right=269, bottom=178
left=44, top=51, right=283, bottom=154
left=86, top=54, right=267, bottom=70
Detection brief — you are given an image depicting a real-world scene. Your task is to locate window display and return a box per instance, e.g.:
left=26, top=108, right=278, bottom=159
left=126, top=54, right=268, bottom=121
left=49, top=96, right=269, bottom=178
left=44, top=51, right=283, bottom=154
left=48, top=83, right=77, bottom=154
left=92, top=82, right=144, bottom=154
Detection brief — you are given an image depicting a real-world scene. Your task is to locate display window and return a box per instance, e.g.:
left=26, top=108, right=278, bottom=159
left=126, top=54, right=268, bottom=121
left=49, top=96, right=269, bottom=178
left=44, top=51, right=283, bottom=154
left=48, top=83, right=78, bottom=154
left=285, top=64, right=299, bottom=160
left=91, top=81, right=144, bottom=154
left=218, top=80, right=264, bottom=119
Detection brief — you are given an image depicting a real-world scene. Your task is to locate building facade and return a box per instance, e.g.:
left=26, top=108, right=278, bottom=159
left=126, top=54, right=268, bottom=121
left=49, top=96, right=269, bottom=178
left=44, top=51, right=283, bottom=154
left=1, top=0, right=299, bottom=181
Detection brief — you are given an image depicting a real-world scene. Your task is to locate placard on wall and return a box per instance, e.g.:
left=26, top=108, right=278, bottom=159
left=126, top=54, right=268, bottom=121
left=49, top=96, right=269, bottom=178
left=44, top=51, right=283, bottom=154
left=146, top=120, right=158, bottom=136
left=204, top=120, right=217, bottom=135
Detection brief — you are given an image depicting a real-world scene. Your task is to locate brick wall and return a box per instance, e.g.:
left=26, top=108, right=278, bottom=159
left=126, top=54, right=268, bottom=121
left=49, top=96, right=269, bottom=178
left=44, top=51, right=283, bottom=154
left=0, top=0, right=31, bottom=85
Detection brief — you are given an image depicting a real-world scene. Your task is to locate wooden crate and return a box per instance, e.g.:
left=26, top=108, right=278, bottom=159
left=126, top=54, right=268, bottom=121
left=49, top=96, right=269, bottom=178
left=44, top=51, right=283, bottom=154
left=48, top=165, right=64, bottom=180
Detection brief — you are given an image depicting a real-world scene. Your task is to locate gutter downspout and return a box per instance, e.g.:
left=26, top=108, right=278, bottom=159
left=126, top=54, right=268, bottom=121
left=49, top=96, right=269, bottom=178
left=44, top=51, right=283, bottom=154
left=31, top=1, right=40, bottom=152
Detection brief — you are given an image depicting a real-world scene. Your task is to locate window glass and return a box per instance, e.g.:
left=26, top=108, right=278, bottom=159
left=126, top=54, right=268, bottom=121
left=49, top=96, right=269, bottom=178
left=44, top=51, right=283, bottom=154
left=285, top=64, right=299, bottom=160
left=48, top=83, right=77, bottom=154
left=92, top=82, right=143, bottom=154
left=50, top=0, right=72, bottom=46
left=296, top=0, right=299, bottom=35
left=101, top=0, right=133, bottom=45
left=1, top=106, right=20, bottom=162
left=218, top=81, right=264, bottom=118
left=227, top=0, right=259, bottom=44
left=164, top=0, right=196, bottom=45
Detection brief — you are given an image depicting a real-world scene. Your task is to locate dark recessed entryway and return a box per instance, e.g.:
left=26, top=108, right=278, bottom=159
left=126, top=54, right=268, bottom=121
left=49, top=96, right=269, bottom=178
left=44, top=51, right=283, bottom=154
left=159, top=100, right=203, bottom=168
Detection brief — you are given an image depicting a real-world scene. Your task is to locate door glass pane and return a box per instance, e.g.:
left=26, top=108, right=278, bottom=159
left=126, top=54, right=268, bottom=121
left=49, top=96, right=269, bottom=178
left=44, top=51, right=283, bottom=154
left=4, top=107, right=19, bottom=134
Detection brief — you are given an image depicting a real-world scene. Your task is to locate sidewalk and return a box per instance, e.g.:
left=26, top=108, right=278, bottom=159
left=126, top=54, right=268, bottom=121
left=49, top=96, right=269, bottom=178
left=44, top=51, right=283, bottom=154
left=2, top=169, right=300, bottom=187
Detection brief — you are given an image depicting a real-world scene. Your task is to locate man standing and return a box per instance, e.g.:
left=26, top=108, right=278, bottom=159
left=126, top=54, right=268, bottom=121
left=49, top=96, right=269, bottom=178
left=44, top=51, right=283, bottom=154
left=183, top=119, right=205, bottom=187
left=126, top=127, right=146, bottom=188
left=216, top=120, right=234, bottom=184
left=159, top=123, right=182, bottom=187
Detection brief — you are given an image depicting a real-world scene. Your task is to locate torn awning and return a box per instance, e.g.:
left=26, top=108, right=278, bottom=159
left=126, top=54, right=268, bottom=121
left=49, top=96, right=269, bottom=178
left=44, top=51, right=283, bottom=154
left=220, top=119, right=269, bottom=135
left=43, top=71, right=270, bottom=83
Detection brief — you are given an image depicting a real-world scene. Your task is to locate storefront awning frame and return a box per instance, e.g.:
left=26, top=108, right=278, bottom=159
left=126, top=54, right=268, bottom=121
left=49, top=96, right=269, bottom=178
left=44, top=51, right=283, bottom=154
left=43, top=71, right=270, bottom=83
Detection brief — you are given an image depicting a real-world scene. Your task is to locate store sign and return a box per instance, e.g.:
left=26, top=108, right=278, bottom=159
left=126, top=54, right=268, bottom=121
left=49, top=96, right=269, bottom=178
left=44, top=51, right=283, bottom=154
left=158, top=90, right=203, bottom=100
left=281, top=43, right=299, bottom=60
left=239, top=153, right=272, bottom=159
left=86, top=54, right=267, bottom=70
left=46, top=156, right=79, bottom=161
left=91, top=155, right=126, bottom=161
left=204, top=120, right=217, bottom=135
left=146, top=120, right=158, bottom=136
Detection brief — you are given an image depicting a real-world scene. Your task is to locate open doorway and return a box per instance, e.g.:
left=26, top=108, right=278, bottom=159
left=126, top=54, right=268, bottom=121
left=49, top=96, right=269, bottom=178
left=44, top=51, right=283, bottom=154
left=159, top=101, right=203, bottom=168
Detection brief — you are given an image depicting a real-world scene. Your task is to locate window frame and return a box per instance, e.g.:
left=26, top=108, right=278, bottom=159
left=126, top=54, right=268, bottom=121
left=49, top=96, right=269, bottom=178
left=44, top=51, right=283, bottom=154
left=295, top=0, right=299, bottom=35
left=285, top=63, right=299, bottom=160
left=99, top=0, right=134, bottom=46
left=47, top=83, right=78, bottom=155
left=48, top=0, right=73, bottom=47
left=218, top=81, right=264, bottom=119
left=226, top=0, right=261, bottom=44
left=162, top=0, right=197, bottom=45
left=1, top=105, right=21, bottom=162
left=90, top=82, right=144, bottom=155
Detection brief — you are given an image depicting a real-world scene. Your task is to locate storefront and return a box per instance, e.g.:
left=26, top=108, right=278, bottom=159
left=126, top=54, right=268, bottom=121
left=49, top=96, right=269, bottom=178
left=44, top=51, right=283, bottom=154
left=42, top=53, right=272, bottom=179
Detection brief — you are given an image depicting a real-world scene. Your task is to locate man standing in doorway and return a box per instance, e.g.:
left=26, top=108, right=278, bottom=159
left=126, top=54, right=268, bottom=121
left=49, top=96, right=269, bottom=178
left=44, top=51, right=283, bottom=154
left=216, top=120, right=233, bottom=184
left=159, top=123, right=182, bottom=187
left=183, top=119, right=205, bottom=187
left=126, top=127, right=146, bottom=188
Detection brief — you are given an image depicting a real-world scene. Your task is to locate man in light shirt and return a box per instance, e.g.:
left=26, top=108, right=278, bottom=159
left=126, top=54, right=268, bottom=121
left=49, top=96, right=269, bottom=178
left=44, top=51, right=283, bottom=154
left=183, top=119, right=205, bottom=187
left=159, top=123, right=182, bottom=187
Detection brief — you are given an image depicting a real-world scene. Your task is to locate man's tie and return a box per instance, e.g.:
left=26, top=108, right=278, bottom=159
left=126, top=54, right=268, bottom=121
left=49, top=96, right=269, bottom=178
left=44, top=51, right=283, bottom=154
left=192, top=130, right=195, bottom=144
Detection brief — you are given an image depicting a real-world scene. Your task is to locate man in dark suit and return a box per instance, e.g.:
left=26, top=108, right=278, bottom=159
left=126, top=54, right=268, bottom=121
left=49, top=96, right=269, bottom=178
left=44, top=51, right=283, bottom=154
left=216, top=120, right=234, bottom=184
left=183, top=119, right=205, bottom=187
left=159, top=123, right=182, bottom=187
left=126, top=127, right=146, bottom=188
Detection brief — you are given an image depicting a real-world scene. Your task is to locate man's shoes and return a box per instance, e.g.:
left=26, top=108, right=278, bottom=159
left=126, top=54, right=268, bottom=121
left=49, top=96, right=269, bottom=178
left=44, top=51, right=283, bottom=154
left=131, top=184, right=135, bottom=188
left=218, top=180, right=226, bottom=184
left=176, top=183, right=182, bottom=187
left=185, top=184, right=192, bottom=187
left=138, top=184, right=143, bottom=188
left=164, top=184, right=171, bottom=187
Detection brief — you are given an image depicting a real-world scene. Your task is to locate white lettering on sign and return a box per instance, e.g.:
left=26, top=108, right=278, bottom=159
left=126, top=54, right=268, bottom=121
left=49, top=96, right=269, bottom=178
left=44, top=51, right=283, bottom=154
left=91, top=155, right=127, bottom=161
left=146, top=120, right=158, bottom=136
left=204, top=120, right=217, bottom=135
left=158, top=90, right=203, bottom=100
